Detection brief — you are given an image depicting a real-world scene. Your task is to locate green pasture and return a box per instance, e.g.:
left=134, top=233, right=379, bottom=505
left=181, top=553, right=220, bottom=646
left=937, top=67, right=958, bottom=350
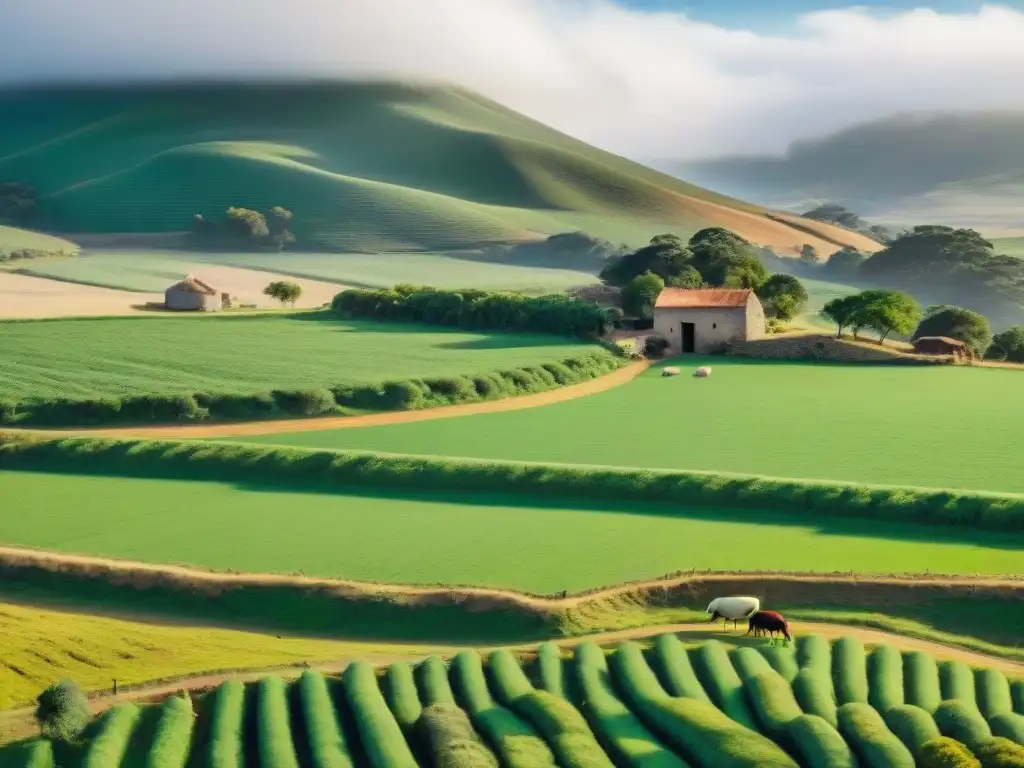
left=0, top=225, right=77, bottom=254
left=17, top=248, right=597, bottom=293
left=1, top=470, right=1020, bottom=593
left=0, top=313, right=591, bottom=400
left=241, top=357, right=1024, bottom=494
left=994, top=236, right=1024, bottom=258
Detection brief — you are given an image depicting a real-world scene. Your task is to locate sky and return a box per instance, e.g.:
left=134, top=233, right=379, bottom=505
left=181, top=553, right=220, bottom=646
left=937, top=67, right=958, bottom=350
left=3, top=0, right=1024, bottom=160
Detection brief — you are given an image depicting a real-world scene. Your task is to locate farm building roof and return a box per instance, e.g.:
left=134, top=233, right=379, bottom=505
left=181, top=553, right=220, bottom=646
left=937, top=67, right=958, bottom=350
left=168, top=275, right=218, bottom=295
left=654, top=288, right=751, bottom=309
left=914, top=336, right=969, bottom=346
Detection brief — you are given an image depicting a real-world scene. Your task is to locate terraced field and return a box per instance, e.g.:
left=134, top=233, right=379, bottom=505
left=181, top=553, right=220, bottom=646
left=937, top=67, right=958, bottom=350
left=2, top=635, right=1020, bottom=767
left=236, top=357, right=1024, bottom=494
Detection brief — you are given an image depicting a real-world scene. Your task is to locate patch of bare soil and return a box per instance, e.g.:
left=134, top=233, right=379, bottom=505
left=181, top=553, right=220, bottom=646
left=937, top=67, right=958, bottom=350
left=183, top=265, right=344, bottom=309
left=0, top=273, right=162, bottom=319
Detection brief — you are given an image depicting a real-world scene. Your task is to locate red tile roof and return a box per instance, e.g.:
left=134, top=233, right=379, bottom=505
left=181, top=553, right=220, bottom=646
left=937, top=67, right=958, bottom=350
left=654, top=288, right=752, bottom=309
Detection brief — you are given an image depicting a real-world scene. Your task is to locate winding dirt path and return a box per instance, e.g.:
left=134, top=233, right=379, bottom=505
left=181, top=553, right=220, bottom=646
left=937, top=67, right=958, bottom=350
left=15, top=360, right=649, bottom=439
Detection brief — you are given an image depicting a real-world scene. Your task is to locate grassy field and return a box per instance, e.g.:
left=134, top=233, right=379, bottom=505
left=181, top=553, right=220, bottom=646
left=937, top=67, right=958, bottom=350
left=2, top=636, right=1019, bottom=765
left=1, top=470, right=1020, bottom=593
left=0, top=226, right=78, bottom=255
left=0, top=602, right=429, bottom=711
left=0, top=81, right=876, bottom=256
left=0, top=313, right=594, bottom=400
left=243, top=357, right=1024, bottom=494
left=16, top=248, right=598, bottom=294
left=994, top=236, right=1024, bottom=258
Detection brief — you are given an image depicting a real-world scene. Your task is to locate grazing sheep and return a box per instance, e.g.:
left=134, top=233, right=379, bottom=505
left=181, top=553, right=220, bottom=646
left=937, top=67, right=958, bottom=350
left=706, top=596, right=760, bottom=629
left=694, top=366, right=712, bottom=377
left=662, top=367, right=680, bottom=377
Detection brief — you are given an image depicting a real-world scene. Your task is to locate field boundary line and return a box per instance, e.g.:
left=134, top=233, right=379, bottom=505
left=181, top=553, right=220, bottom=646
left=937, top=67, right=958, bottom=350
left=11, top=360, right=649, bottom=438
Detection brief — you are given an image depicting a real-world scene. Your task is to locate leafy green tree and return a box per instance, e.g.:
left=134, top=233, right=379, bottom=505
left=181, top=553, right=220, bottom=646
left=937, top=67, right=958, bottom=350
left=912, top=305, right=992, bottom=355
left=800, top=244, right=822, bottom=265
left=757, top=274, right=809, bottom=320
left=987, top=326, right=1024, bottom=362
left=263, top=281, right=302, bottom=307
left=225, top=207, right=269, bottom=241
left=666, top=265, right=703, bottom=289
left=802, top=203, right=862, bottom=230
left=854, top=289, right=922, bottom=344
left=600, top=234, right=691, bottom=286
left=823, top=248, right=866, bottom=278
left=822, top=295, right=862, bottom=338
left=688, top=228, right=767, bottom=289
left=35, top=679, right=90, bottom=741
left=266, top=206, right=295, bottom=250
left=620, top=272, right=665, bottom=318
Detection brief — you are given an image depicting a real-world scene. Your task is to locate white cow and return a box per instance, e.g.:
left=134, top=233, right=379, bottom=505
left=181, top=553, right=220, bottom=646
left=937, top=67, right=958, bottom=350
left=706, top=596, right=760, bottom=629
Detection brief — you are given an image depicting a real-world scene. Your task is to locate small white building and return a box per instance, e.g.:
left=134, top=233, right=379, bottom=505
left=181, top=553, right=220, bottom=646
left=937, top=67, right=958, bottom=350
left=653, top=288, right=764, bottom=354
left=164, top=275, right=223, bottom=312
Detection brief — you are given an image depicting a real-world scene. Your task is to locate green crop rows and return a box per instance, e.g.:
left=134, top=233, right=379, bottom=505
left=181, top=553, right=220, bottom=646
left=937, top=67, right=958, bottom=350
left=4, top=634, right=1020, bottom=768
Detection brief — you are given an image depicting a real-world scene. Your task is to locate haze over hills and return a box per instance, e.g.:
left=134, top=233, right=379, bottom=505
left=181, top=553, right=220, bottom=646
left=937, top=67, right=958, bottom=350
left=0, top=80, right=878, bottom=257
left=670, top=110, right=1024, bottom=235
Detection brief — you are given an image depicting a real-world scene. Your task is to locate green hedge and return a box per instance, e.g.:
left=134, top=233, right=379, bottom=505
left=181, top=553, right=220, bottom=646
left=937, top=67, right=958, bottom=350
left=836, top=702, right=915, bottom=768
left=3, top=434, right=1022, bottom=532
left=919, top=737, right=981, bottom=768
left=974, top=736, right=1024, bottom=767
left=935, top=700, right=994, bottom=750
left=0, top=349, right=622, bottom=427
left=884, top=704, right=943, bottom=759
left=786, top=714, right=858, bottom=768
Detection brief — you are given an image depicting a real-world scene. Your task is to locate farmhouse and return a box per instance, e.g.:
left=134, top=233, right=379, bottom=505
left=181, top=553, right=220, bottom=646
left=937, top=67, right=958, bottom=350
left=164, top=275, right=225, bottom=312
left=653, top=288, right=765, bottom=354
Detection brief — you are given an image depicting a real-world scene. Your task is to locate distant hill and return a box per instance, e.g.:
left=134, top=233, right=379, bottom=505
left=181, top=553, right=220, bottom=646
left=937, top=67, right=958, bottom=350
left=0, top=80, right=876, bottom=257
left=671, top=111, right=1024, bottom=234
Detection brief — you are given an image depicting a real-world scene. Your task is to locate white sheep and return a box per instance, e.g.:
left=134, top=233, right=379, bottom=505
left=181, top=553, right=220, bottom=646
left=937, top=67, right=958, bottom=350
left=706, top=596, right=760, bottom=629
left=694, top=366, right=712, bottom=377
left=662, top=367, right=680, bottom=377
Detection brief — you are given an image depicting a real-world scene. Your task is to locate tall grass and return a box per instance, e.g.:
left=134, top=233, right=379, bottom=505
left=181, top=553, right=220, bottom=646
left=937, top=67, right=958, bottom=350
left=145, top=695, right=194, bottom=768
left=832, top=637, right=869, bottom=705
left=416, top=656, right=456, bottom=706
left=3, top=433, right=1023, bottom=532
left=416, top=703, right=499, bottom=768
left=536, top=642, right=566, bottom=698
left=903, top=651, right=942, bottom=713
left=383, top=663, right=422, bottom=735
left=934, top=700, right=994, bottom=750
left=836, top=702, right=915, bottom=768
left=868, top=645, right=905, bottom=713
left=650, top=635, right=713, bottom=703
left=256, top=677, right=300, bottom=768
left=786, top=714, right=858, bottom=768
left=298, top=671, right=354, bottom=768
left=609, top=643, right=797, bottom=768
left=688, top=641, right=758, bottom=730
left=342, top=662, right=418, bottom=768
left=83, top=703, right=143, bottom=768
left=883, top=704, right=942, bottom=759
left=975, top=669, right=1014, bottom=719
left=488, top=649, right=613, bottom=768
left=207, top=680, right=246, bottom=768
left=449, top=650, right=556, bottom=768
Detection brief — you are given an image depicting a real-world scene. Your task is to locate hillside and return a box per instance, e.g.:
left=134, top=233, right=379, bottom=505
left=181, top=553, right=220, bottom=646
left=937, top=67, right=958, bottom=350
left=672, top=110, right=1024, bottom=233
left=0, top=81, right=876, bottom=256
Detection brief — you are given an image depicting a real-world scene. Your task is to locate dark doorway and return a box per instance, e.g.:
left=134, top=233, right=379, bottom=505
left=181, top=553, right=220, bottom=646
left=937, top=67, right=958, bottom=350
left=681, top=322, right=696, bottom=353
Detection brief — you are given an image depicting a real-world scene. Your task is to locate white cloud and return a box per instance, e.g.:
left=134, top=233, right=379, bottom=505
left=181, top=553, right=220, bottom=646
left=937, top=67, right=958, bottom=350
left=3, top=0, right=1024, bottom=159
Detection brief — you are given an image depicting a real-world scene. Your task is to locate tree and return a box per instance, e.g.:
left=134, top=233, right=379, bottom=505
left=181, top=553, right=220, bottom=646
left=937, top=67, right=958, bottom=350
left=823, top=248, right=866, bottom=279
left=665, top=265, right=703, bottom=289
left=756, top=274, right=809, bottom=320
left=35, top=679, right=90, bottom=741
left=266, top=206, right=295, bottom=250
left=988, top=326, right=1024, bottom=362
left=912, top=305, right=992, bottom=355
left=822, top=295, right=862, bottom=338
left=854, top=289, right=922, bottom=344
left=800, top=244, right=821, bottom=265
left=620, top=272, right=665, bottom=318
left=801, top=203, right=862, bottom=230
left=264, top=281, right=302, bottom=307
left=600, top=234, right=692, bottom=286
left=688, top=228, right=767, bottom=289
left=225, top=207, right=269, bottom=241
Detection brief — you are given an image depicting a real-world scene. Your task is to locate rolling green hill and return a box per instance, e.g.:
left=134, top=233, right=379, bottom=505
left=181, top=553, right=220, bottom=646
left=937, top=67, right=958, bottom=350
left=0, top=81, right=876, bottom=255
left=673, top=110, right=1024, bottom=233
left=0, top=225, right=77, bottom=254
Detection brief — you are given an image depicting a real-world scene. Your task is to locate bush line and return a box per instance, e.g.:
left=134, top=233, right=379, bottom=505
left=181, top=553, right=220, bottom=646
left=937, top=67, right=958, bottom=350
left=2, top=433, right=1023, bottom=532
left=0, top=349, right=622, bottom=427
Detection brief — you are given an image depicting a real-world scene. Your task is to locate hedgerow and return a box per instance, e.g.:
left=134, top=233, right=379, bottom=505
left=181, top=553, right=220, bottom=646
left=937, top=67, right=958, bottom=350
left=904, top=651, right=943, bottom=713
left=795, top=635, right=831, bottom=675
left=742, top=671, right=802, bottom=745
left=759, top=646, right=800, bottom=683
left=941, top=663, right=979, bottom=707
left=974, top=736, right=1024, bottom=767
left=688, top=641, right=758, bottom=730
left=298, top=670, right=354, bottom=768
left=884, top=704, right=943, bottom=759
left=1012, top=681, right=1024, bottom=715
left=384, top=662, right=422, bottom=735
left=728, top=648, right=774, bottom=681
left=146, top=695, right=194, bottom=768
left=416, top=703, right=499, bottom=768
left=572, top=642, right=688, bottom=768
left=989, top=713, right=1024, bottom=744
left=536, top=643, right=567, bottom=699
left=0, top=349, right=622, bottom=427
left=609, top=642, right=797, bottom=768
left=786, top=713, right=858, bottom=768
left=792, top=667, right=838, bottom=727
left=207, top=680, right=245, bottom=768
left=3, top=433, right=1022, bottom=532
left=0, top=740, right=54, bottom=768
left=651, top=634, right=713, bottom=704
left=975, top=669, right=1014, bottom=719
left=868, top=644, right=905, bottom=713
left=342, top=661, right=418, bottom=768
left=83, top=703, right=143, bottom=768
left=935, top=700, right=994, bottom=750
left=832, top=637, right=869, bottom=705
left=417, top=656, right=456, bottom=706
left=257, top=677, right=300, bottom=768
left=836, top=702, right=915, bottom=768
left=449, top=650, right=556, bottom=768
left=919, top=737, right=981, bottom=768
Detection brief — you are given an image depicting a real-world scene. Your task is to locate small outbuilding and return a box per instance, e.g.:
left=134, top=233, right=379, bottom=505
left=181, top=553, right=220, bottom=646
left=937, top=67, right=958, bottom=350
left=913, top=336, right=975, bottom=360
left=164, top=275, right=223, bottom=312
left=653, top=288, right=765, bottom=354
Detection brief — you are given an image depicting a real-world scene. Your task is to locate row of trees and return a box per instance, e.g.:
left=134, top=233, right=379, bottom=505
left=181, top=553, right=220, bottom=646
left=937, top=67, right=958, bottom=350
left=192, top=206, right=295, bottom=250
left=800, top=202, right=895, bottom=243
left=822, top=290, right=922, bottom=344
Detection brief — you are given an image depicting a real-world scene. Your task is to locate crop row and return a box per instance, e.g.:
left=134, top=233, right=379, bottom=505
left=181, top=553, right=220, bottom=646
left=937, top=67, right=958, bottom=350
left=3, top=635, right=1022, bottom=768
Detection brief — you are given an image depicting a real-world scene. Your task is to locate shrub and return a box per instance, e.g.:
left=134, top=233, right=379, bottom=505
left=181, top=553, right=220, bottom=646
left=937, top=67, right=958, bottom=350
left=417, top=656, right=456, bottom=706
left=536, top=642, right=566, bottom=698
left=342, top=662, right=418, bottom=768
left=913, top=306, right=992, bottom=355
left=423, top=376, right=477, bottom=405
left=836, top=702, right=915, bottom=768
left=384, top=662, right=421, bottom=734
left=34, top=679, right=91, bottom=742
left=919, top=737, right=982, bottom=768
left=940, top=662, right=978, bottom=704
left=975, top=669, right=1014, bottom=719
left=884, top=704, right=942, bottom=759
left=0, top=400, right=17, bottom=425
left=271, top=389, right=337, bottom=417
left=974, top=737, right=1024, bottom=768
left=832, top=637, right=869, bottom=705
left=989, top=713, right=1024, bottom=744
left=651, top=633, right=713, bottom=703
left=83, top=704, right=143, bottom=768
left=119, top=394, right=207, bottom=423
left=688, top=641, right=758, bottom=730
left=298, top=671, right=353, bottom=768
left=934, top=700, right=993, bottom=750
left=903, top=651, right=942, bottom=713
left=792, top=667, right=838, bottom=727
left=207, top=680, right=245, bottom=768
left=644, top=336, right=670, bottom=357
left=257, top=677, right=300, bottom=768
left=742, top=671, right=802, bottom=744
left=417, top=703, right=499, bottom=768
left=868, top=644, right=905, bottom=712
left=759, top=645, right=799, bottom=683
left=196, top=392, right=277, bottom=420
left=379, top=380, right=426, bottom=410
left=987, top=327, right=1024, bottom=363
left=787, top=714, right=858, bottom=768
left=147, top=694, right=194, bottom=768
left=729, top=647, right=774, bottom=681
